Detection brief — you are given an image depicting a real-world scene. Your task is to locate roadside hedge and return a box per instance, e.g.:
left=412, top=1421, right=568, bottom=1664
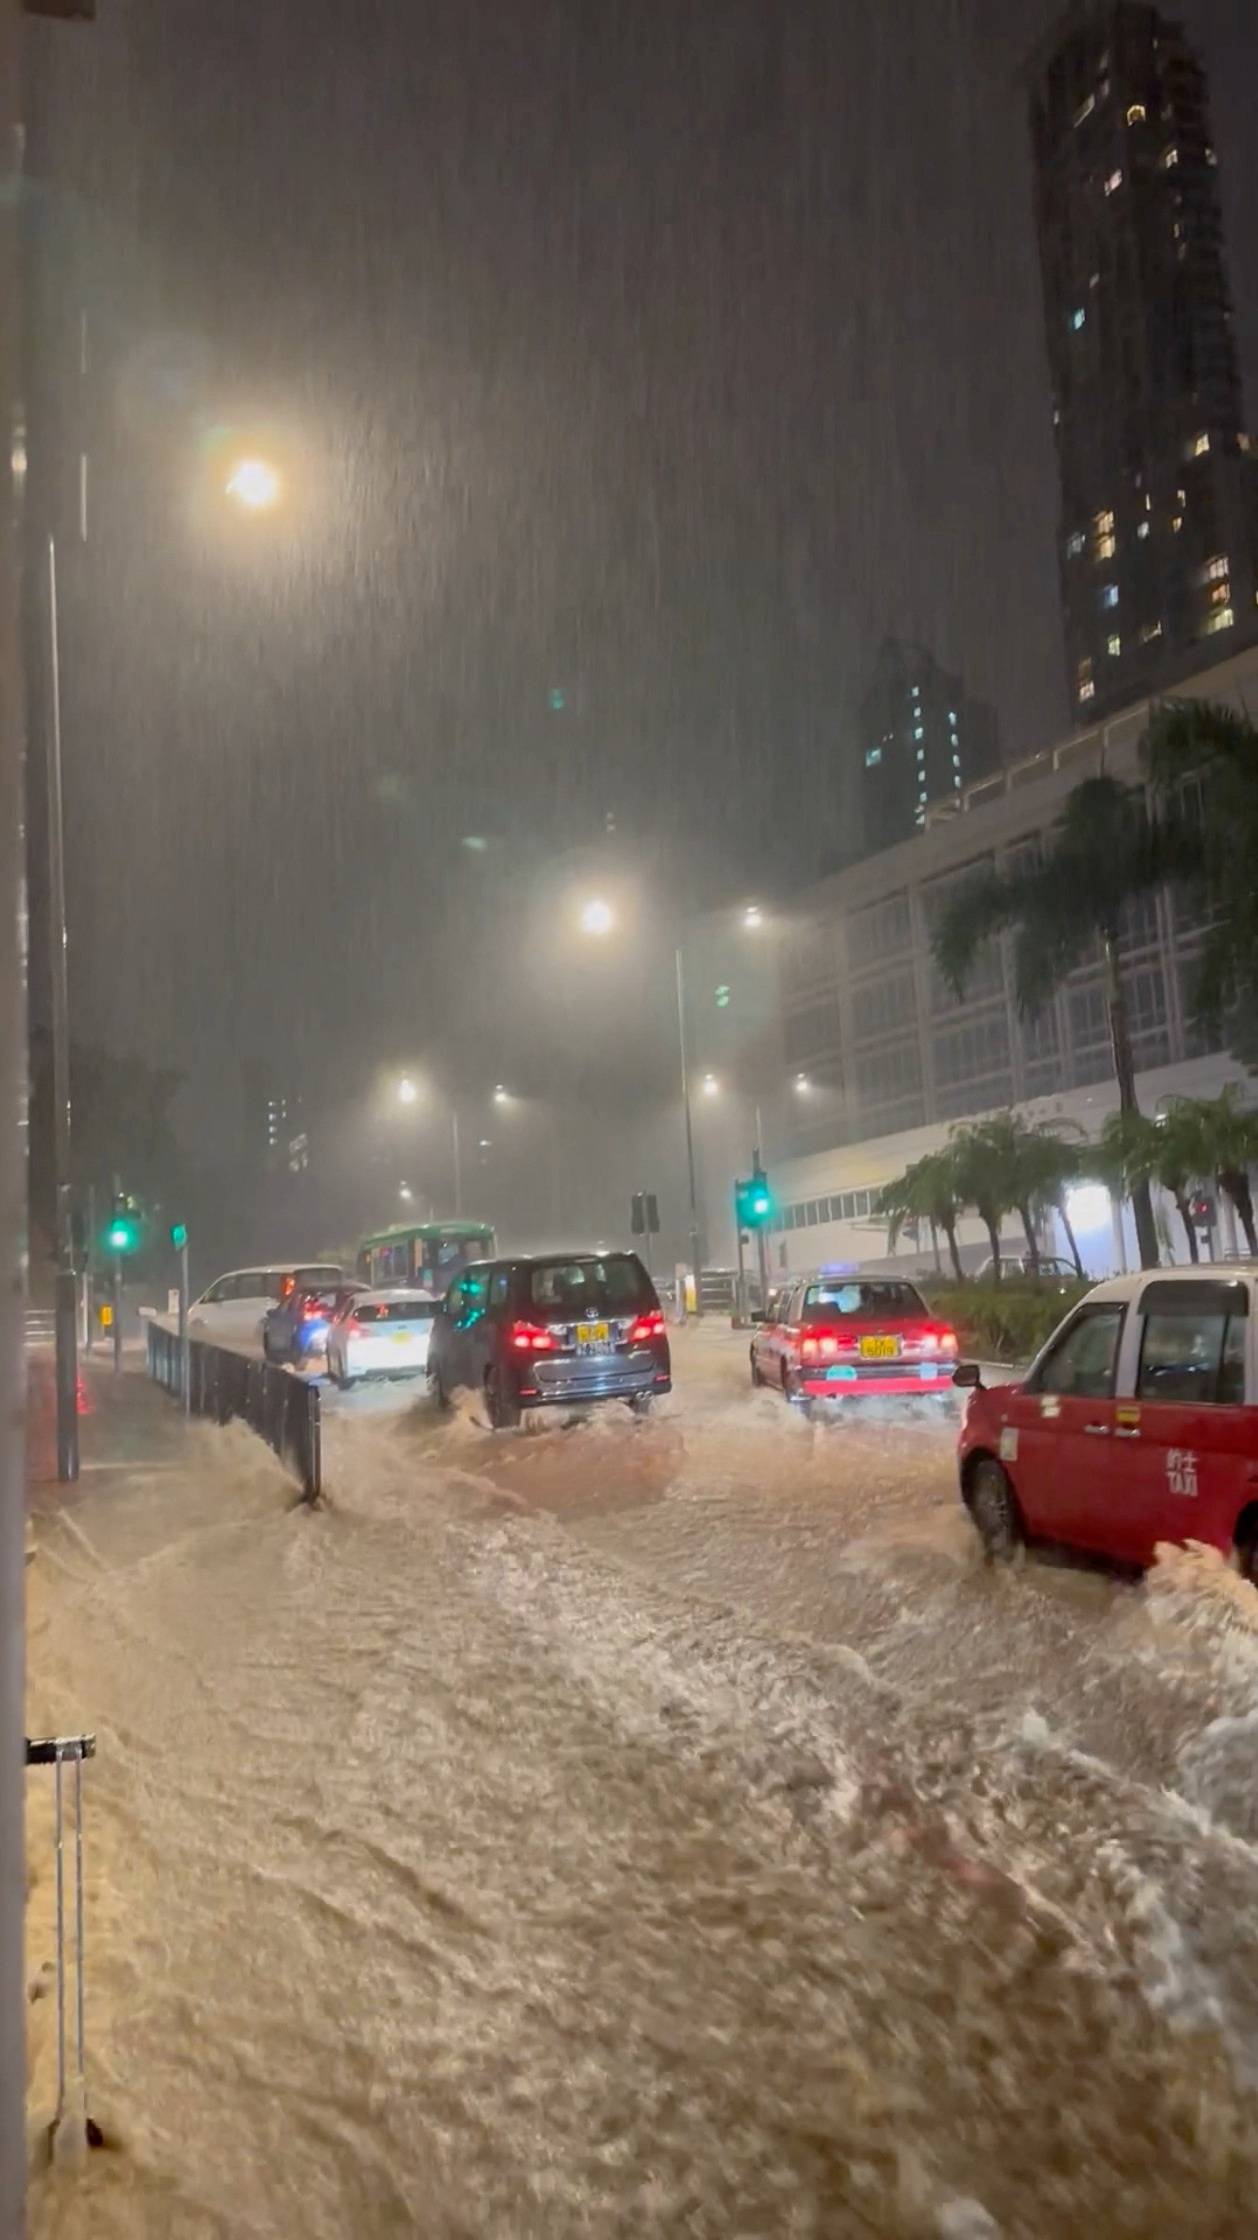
left=920, top=1280, right=1090, bottom=1365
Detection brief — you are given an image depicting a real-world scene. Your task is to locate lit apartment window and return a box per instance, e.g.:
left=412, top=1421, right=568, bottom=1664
left=1095, top=531, right=1116, bottom=560
left=1066, top=530, right=1086, bottom=558
left=864, top=746, right=882, bottom=768
left=1104, top=169, right=1123, bottom=196
left=953, top=773, right=962, bottom=790
left=911, top=684, right=920, bottom=699
left=1202, top=607, right=1234, bottom=636
left=1071, top=307, right=1087, bottom=332
left=1075, top=93, right=1095, bottom=126
left=1126, top=103, right=1146, bottom=125
left=1100, top=584, right=1119, bottom=609
left=1240, top=435, right=1253, bottom=456
left=1137, top=522, right=1150, bottom=540
left=1079, top=680, right=1097, bottom=704
left=1200, top=555, right=1229, bottom=583
left=1095, top=510, right=1115, bottom=534
left=1188, top=432, right=1211, bottom=459
left=1172, top=515, right=1184, bottom=533
left=1206, top=146, right=1218, bottom=167
left=1158, top=146, right=1179, bottom=170
left=1208, top=582, right=1231, bottom=607
left=1107, top=635, right=1122, bottom=657
left=1139, top=621, right=1163, bottom=644
left=913, top=725, right=924, bottom=741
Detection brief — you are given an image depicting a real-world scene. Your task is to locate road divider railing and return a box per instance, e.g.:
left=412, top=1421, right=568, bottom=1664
left=147, top=1322, right=322, bottom=1502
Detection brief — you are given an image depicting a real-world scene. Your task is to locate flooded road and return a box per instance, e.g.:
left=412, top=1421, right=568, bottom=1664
left=26, top=1327, right=1258, bottom=2237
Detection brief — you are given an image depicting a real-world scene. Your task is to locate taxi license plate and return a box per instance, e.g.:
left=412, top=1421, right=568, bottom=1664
left=859, top=1336, right=899, bottom=1359
left=576, top=1321, right=611, bottom=1351
left=392, top=1331, right=412, bottom=1345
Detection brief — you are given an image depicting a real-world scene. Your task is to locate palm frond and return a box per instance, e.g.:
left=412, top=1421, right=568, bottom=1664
left=1142, top=698, right=1258, bottom=790
left=931, top=867, right=1016, bottom=999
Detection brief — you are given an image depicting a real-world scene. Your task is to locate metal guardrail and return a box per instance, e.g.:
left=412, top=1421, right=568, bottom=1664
left=147, top=1322, right=322, bottom=1501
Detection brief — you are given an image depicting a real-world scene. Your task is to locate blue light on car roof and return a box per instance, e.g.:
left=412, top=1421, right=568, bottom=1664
left=820, top=1262, right=858, bottom=1277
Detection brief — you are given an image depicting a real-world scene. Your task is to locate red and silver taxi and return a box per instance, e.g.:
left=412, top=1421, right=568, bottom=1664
left=751, top=1275, right=959, bottom=1408
left=955, top=1265, right=1258, bottom=1578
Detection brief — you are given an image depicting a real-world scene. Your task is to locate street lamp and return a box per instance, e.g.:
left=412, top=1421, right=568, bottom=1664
left=743, top=903, right=764, bottom=930
left=399, top=1183, right=414, bottom=1203
left=794, top=1072, right=811, bottom=1093
left=396, top=1075, right=419, bottom=1106
left=701, top=1073, right=720, bottom=1097
left=580, top=896, right=615, bottom=938
left=492, top=1084, right=510, bottom=1106
left=225, top=456, right=281, bottom=511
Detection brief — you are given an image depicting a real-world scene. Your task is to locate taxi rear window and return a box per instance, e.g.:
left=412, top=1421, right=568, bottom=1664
left=801, top=1281, right=927, bottom=1323
left=1138, top=1278, right=1249, bottom=1318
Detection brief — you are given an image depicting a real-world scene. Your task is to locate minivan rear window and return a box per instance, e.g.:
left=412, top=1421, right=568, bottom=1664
left=529, top=1256, right=655, bottom=1315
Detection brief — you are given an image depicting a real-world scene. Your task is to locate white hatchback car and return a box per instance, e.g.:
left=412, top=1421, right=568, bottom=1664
left=325, top=1289, right=437, bottom=1388
left=189, top=1264, right=345, bottom=1349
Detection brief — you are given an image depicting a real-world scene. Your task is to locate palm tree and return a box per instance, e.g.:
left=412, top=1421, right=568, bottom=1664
left=876, top=1151, right=965, bottom=1283
left=932, top=773, right=1180, bottom=1270
left=1015, top=1123, right=1088, bottom=1278
left=1162, top=1088, right=1258, bottom=1256
left=1142, top=700, right=1258, bottom=1052
left=962, top=1112, right=1047, bottom=1274
left=948, top=1122, right=1014, bottom=1280
left=1098, top=1108, right=1202, bottom=1265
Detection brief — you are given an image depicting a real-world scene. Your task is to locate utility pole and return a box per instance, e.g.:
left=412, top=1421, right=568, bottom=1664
left=46, top=537, right=77, bottom=1474
left=674, top=945, right=701, bottom=1302
left=450, top=1107, right=462, bottom=1218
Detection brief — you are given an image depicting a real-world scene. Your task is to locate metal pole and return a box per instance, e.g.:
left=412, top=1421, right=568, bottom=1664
left=111, top=1255, right=120, bottom=1375
left=82, top=1179, right=93, bottom=1353
left=734, top=1195, right=748, bottom=1325
left=674, top=945, right=701, bottom=1301
left=178, top=1238, right=189, bottom=1413
left=450, top=1106, right=462, bottom=1217
left=1, top=13, right=29, bottom=2215
left=47, top=539, right=78, bottom=1480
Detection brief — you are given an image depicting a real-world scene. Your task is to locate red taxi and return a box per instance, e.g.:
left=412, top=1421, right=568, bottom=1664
left=955, top=1267, right=1258, bottom=1578
left=751, top=1275, right=959, bottom=1409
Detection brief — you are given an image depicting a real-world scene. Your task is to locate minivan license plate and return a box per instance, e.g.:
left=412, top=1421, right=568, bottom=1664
left=576, top=1321, right=610, bottom=1350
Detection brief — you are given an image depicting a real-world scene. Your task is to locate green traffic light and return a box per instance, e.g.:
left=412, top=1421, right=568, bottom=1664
left=170, top=1222, right=188, bottom=1251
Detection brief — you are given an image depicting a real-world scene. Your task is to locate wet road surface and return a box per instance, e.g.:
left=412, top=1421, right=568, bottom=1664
left=25, top=1325, right=1258, bottom=2237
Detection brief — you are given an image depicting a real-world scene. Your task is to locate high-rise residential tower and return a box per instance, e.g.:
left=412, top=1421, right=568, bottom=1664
left=1030, top=3, right=1258, bottom=719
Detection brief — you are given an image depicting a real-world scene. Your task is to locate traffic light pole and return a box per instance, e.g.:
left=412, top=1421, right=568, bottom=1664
left=111, top=1256, right=120, bottom=1376
left=674, top=945, right=701, bottom=1303
left=177, top=1235, right=189, bottom=1412
left=46, top=539, right=78, bottom=1479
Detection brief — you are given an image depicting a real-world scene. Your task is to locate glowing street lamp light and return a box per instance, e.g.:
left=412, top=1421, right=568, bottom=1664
left=492, top=1084, right=510, bottom=1106
left=399, top=1183, right=414, bottom=1203
left=701, top=1072, right=720, bottom=1097
left=225, top=456, right=281, bottom=511
left=793, top=1072, right=811, bottom=1093
left=396, top=1075, right=419, bottom=1106
left=742, top=903, right=764, bottom=930
left=580, top=897, right=615, bottom=938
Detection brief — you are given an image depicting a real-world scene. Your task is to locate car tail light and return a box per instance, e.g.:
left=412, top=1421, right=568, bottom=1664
left=510, top=1321, right=556, bottom=1352
left=344, top=1319, right=363, bottom=1337
left=629, top=1310, right=665, bottom=1342
left=939, top=1328, right=958, bottom=1357
left=800, top=1328, right=855, bottom=1363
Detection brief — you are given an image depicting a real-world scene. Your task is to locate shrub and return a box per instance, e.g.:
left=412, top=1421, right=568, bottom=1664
left=921, top=1280, right=1090, bottom=1364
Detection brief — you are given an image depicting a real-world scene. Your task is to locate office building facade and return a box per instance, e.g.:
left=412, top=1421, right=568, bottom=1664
left=1030, top=2, right=1258, bottom=720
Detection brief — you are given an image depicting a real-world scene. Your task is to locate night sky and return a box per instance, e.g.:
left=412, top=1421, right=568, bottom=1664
left=26, top=0, right=1258, bottom=1219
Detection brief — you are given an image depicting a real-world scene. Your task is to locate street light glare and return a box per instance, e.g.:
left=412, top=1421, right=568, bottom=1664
left=399, top=1183, right=414, bottom=1202
left=493, top=1084, right=509, bottom=1105
left=225, top=457, right=281, bottom=511
left=580, top=897, right=615, bottom=937
left=397, top=1076, right=419, bottom=1106
left=743, top=904, right=764, bottom=930
left=701, top=1073, right=720, bottom=1097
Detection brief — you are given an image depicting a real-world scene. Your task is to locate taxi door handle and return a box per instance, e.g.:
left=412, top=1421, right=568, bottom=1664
left=1114, top=1428, right=1140, bottom=1440
left=1083, top=1423, right=1110, bottom=1436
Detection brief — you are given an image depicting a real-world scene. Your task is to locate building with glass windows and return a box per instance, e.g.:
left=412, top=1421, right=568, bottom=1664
left=699, top=636, right=1258, bottom=1277
left=1030, top=3, right=1258, bottom=720
left=858, top=638, right=1000, bottom=853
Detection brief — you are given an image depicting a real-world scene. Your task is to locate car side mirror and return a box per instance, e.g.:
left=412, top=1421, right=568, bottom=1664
left=952, top=1361, right=983, bottom=1390
left=750, top=1310, right=766, bottom=1325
